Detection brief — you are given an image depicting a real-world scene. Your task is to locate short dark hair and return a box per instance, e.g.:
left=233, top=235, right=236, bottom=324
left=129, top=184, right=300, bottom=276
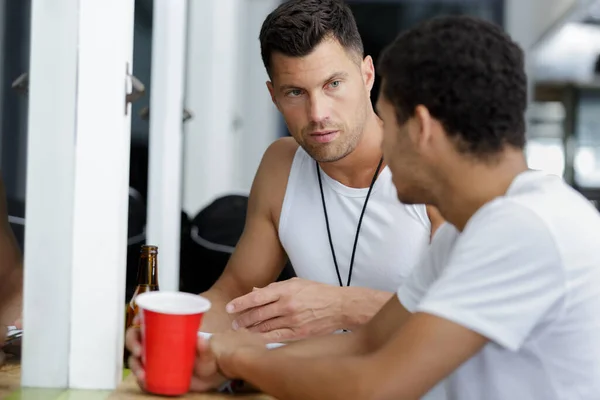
left=259, top=0, right=364, bottom=77
left=378, top=16, right=527, bottom=156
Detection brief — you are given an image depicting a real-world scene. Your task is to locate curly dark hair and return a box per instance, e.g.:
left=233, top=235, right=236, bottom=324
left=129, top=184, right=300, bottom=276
left=378, top=16, right=527, bottom=156
left=259, top=0, right=364, bottom=77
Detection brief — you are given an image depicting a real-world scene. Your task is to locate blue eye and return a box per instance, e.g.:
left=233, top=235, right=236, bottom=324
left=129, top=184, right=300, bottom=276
left=330, top=81, right=341, bottom=88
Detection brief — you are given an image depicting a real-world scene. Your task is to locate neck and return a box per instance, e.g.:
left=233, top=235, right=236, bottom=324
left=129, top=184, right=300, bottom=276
left=318, top=111, right=385, bottom=188
left=434, top=149, right=529, bottom=231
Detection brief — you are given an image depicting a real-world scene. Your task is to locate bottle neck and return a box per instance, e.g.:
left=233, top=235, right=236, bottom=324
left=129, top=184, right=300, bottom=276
left=137, top=254, right=158, bottom=286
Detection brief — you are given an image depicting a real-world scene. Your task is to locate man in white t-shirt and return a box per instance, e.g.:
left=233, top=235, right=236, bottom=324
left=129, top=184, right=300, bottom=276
left=128, top=15, right=600, bottom=399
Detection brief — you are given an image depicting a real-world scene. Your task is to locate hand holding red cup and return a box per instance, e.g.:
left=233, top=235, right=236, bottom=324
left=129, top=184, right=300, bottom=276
left=134, top=291, right=211, bottom=396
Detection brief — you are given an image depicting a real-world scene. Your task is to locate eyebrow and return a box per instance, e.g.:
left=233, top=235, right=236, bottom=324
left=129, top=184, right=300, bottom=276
left=324, top=71, right=349, bottom=83
left=279, top=71, right=350, bottom=92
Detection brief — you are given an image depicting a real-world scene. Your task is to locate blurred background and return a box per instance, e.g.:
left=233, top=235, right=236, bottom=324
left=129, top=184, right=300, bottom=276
left=4, top=0, right=600, bottom=296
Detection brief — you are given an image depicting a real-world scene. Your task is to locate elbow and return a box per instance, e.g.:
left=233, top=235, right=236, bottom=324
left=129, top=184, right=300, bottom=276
left=353, top=327, right=376, bottom=355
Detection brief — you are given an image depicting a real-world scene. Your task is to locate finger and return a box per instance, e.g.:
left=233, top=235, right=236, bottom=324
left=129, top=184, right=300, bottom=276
left=246, top=316, right=291, bottom=334
left=13, top=318, right=22, bottom=330
left=257, top=327, right=297, bottom=343
left=226, top=286, right=281, bottom=314
left=197, top=336, right=210, bottom=354
left=195, top=338, right=218, bottom=378
left=189, top=374, right=226, bottom=393
left=194, top=355, right=218, bottom=379
left=125, top=326, right=142, bottom=356
left=128, top=354, right=145, bottom=384
left=132, top=313, right=141, bottom=326
left=233, top=302, right=284, bottom=330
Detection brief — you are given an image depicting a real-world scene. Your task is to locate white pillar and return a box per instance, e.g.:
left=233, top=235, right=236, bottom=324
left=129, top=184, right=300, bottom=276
left=22, top=0, right=135, bottom=389
left=146, top=0, right=188, bottom=292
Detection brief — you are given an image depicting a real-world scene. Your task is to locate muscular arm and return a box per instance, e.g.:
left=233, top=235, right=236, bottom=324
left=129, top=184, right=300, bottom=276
left=225, top=297, right=486, bottom=400
left=199, top=139, right=297, bottom=333
left=0, top=176, right=22, bottom=326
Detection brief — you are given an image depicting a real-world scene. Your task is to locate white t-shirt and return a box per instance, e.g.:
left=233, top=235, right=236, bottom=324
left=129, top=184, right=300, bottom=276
left=398, top=170, right=600, bottom=400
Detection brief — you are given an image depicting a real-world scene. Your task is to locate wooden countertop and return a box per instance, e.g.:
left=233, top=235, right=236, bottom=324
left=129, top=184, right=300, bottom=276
left=0, top=357, right=275, bottom=399
left=0, top=355, right=21, bottom=399
left=110, top=374, right=275, bottom=399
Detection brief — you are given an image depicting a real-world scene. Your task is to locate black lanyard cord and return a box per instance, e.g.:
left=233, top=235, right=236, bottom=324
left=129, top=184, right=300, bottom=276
left=316, top=156, right=384, bottom=287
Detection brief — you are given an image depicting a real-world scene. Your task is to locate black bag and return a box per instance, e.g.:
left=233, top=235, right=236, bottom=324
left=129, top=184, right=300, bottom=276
left=179, top=194, right=295, bottom=294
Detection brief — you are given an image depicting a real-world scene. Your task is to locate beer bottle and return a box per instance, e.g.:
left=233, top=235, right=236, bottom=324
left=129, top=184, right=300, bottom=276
left=125, top=245, right=159, bottom=330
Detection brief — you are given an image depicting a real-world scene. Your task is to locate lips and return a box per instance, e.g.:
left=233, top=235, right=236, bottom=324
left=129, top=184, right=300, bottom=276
left=309, top=130, right=339, bottom=144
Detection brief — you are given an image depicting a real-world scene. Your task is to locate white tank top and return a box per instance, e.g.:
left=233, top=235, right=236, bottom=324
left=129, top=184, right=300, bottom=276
left=278, top=147, right=431, bottom=292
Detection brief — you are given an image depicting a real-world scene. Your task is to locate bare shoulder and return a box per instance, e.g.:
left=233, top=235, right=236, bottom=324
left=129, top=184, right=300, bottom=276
left=250, top=137, right=299, bottom=225
left=259, top=136, right=299, bottom=172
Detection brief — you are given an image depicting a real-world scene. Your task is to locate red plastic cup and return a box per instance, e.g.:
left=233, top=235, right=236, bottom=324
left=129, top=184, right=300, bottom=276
left=135, top=291, right=211, bottom=396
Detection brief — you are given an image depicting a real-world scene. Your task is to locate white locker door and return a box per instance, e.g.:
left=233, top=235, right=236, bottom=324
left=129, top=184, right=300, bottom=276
left=22, top=0, right=136, bottom=390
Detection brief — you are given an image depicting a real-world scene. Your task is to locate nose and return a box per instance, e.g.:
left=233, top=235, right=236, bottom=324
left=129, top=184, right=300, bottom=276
left=307, top=93, right=331, bottom=124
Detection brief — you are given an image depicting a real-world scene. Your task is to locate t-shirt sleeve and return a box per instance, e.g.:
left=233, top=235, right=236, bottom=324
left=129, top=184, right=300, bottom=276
left=397, top=251, right=435, bottom=313
left=415, top=201, right=566, bottom=352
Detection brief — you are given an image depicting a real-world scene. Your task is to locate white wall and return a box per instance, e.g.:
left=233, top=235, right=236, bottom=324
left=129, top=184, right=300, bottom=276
left=504, top=0, right=579, bottom=50
left=181, top=0, right=280, bottom=217
left=534, top=22, right=600, bottom=81
left=504, top=0, right=592, bottom=132
left=234, top=0, right=282, bottom=195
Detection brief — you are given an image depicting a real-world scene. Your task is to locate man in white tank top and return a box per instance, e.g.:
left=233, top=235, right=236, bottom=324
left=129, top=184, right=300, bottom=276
left=127, top=0, right=443, bottom=396
left=185, top=15, right=600, bottom=400
left=187, top=0, right=442, bottom=344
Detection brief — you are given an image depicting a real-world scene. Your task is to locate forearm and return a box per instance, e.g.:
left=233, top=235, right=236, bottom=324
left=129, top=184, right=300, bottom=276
left=199, top=286, right=239, bottom=333
left=341, top=287, right=394, bottom=329
left=0, top=227, right=23, bottom=325
left=0, top=259, right=22, bottom=325
left=276, top=328, right=370, bottom=358
left=229, top=348, right=373, bottom=400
